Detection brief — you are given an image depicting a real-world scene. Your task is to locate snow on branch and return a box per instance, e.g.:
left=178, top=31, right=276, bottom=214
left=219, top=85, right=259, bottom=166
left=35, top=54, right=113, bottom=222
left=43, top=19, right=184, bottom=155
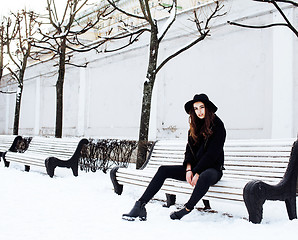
left=157, top=0, right=177, bottom=42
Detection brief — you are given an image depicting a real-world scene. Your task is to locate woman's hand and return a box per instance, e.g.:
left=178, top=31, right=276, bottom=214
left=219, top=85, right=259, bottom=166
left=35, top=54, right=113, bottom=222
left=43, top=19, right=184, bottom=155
left=191, top=173, right=199, bottom=187
left=186, top=171, right=193, bottom=185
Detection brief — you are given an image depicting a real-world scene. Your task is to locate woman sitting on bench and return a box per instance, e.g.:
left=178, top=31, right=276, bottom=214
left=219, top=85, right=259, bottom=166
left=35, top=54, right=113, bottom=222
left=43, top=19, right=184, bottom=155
left=122, top=93, right=226, bottom=221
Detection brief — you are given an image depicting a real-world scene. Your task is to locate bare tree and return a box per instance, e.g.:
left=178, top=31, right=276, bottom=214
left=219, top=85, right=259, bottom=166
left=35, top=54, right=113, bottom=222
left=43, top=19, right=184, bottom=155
left=228, top=0, right=298, bottom=37
left=104, top=0, right=225, bottom=168
left=32, top=0, right=112, bottom=138
left=3, top=10, right=39, bottom=135
left=0, top=20, right=5, bottom=81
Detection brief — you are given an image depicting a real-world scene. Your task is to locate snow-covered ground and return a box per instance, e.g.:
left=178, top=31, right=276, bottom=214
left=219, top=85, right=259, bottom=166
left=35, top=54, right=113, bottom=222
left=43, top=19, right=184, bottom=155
left=0, top=163, right=297, bottom=240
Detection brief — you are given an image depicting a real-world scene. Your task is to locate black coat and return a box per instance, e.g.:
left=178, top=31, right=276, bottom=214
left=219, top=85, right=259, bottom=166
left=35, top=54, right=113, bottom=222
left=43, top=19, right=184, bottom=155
left=183, top=115, right=226, bottom=174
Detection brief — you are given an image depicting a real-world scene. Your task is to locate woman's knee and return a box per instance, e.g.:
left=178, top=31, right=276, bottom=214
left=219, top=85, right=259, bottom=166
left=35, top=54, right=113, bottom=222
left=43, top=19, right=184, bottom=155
left=197, top=169, right=219, bottom=185
left=157, top=165, right=167, bottom=174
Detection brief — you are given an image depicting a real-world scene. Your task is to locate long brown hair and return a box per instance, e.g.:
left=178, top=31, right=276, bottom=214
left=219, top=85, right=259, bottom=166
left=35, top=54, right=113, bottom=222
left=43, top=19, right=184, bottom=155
left=189, top=103, right=215, bottom=144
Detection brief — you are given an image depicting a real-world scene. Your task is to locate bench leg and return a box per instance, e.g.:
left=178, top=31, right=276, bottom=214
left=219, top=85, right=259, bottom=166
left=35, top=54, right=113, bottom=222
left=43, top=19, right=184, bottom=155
left=243, top=180, right=265, bottom=224
left=163, top=194, right=176, bottom=208
left=2, top=153, right=10, bottom=168
left=110, top=167, right=123, bottom=195
left=45, top=157, right=56, bottom=178
left=70, top=162, right=78, bottom=177
left=4, top=160, right=10, bottom=167
left=202, top=199, right=211, bottom=210
left=25, top=165, right=30, bottom=172
left=285, top=197, right=297, bottom=220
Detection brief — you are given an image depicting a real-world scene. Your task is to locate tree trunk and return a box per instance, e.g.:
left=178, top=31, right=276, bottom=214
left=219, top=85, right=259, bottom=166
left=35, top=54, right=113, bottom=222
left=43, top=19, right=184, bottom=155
left=0, top=31, right=3, bottom=80
left=13, top=84, right=23, bottom=135
left=55, top=39, right=66, bottom=138
left=12, top=41, right=30, bottom=136
left=136, top=25, right=159, bottom=169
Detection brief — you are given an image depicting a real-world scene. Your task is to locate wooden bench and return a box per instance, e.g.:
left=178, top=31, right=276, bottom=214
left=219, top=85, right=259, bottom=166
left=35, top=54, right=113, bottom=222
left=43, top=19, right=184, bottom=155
left=0, top=135, right=22, bottom=160
left=3, top=136, right=88, bottom=177
left=110, top=138, right=297, bottom=223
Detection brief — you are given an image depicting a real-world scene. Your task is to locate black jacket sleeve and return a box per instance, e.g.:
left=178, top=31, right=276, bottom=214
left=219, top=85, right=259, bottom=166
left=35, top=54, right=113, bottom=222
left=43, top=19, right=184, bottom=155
left=183, top=137, right=195, bottom=169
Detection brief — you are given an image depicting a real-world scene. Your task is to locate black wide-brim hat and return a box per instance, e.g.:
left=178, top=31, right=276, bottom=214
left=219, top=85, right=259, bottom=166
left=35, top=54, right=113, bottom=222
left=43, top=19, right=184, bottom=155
left=184, top=93, right=218, bottom=114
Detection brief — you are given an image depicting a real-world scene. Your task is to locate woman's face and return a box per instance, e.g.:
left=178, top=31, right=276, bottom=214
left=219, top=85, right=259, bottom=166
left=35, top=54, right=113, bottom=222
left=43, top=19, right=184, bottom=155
left=193, top=101, right=205, bottom=119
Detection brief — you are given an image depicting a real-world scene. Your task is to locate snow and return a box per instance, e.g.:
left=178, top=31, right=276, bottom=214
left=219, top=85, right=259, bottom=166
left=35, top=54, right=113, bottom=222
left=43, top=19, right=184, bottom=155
left=0, top=163, right=297, bottom=240
left=157, top=0, right=176, bottom=41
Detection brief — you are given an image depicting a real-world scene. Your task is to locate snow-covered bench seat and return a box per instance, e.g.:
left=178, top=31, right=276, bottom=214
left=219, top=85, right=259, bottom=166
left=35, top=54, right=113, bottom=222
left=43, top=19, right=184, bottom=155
left=3, top=136, right=88, bottom=177
left=0, top=135, right=22, bottom=160
left=110, top=138, right=297, bottom=223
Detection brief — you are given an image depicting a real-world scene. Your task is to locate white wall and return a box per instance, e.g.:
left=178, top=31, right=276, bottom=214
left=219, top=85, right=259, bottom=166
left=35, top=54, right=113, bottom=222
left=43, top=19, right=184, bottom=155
left=0, top=0, right=297, bottom=141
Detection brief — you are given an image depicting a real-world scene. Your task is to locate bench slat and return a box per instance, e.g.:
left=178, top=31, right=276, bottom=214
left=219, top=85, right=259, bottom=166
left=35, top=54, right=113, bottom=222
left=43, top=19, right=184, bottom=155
left=152, top=151, right=291, bottom=158
left=5, top=157, right=45, bottom=167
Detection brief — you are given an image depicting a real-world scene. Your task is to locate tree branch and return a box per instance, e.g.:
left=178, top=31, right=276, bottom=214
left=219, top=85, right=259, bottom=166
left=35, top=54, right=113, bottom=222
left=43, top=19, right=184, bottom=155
left=156, top=31, right=209, bottom=74
left=60, top=0, right=70, bottom=24
left=69, top=10, right=107, bottom=35
left=228, top=21, right=288, bottom=29
left=0, top=90, right=17, bottom=94
left=29, top=53, right=56, bottom=64
left=138, top=0, right=149, bottom=22
left=64, top=62, right=88, bottom=68
left=6, top=32, right=21, bottom=70
left=158, top=0, right=177, bottom=43
left=102, top=30, right=144, bottom=53
left=100, top=27, right=150, bottom=41
left=204, top=1, right=225, bottom=30
left=156, top=0, right=224, bottom=74
left=229, top=0, right=298, bottom=37
left=73, top=0, right=88, bottom=16
left=46, top=0, right=60, bottom=31
left=65, top=39, right=105, bottom=53
left=271, top=0, right=298, bottom=36
left=253, top=0, right=298, bottom=7
left=31, top=42, right=59, bottom=54
left=65, top=0, right=82, bottom=32
left=7, top=66, right=20, bottom=82
left=107, top=0, right=146, bottom=20
left=141, top=0, right=155, bottom=27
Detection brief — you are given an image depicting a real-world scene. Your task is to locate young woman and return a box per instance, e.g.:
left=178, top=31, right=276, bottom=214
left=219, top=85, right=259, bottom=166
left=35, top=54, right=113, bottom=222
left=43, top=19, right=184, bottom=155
left=122, top=93, right=226, bottom=221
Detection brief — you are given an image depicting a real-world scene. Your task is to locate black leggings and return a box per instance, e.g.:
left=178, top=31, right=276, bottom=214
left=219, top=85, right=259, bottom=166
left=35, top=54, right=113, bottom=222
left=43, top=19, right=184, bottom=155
left=138, top=165, right=222, bottom=210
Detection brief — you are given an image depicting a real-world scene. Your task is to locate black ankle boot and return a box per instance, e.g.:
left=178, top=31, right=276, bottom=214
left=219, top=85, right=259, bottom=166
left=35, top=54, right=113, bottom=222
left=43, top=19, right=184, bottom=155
left=122, top=201, right=147, bottom=221
left=170, top=208, right=191, bottom=220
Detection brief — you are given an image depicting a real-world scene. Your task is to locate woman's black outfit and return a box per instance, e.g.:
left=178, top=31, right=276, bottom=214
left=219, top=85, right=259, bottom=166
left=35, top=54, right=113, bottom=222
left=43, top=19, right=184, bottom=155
left=138, top=115, right=226, bottom=210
